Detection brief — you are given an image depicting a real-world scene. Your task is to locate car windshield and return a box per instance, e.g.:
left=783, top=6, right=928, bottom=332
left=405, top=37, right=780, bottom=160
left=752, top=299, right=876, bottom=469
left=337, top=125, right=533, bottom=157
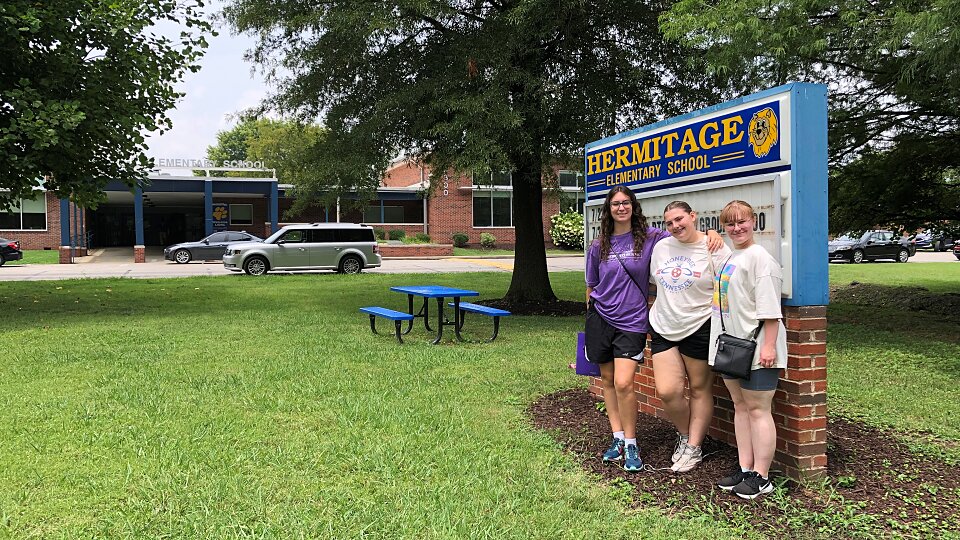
left=836, top=233, right=858, bottom=241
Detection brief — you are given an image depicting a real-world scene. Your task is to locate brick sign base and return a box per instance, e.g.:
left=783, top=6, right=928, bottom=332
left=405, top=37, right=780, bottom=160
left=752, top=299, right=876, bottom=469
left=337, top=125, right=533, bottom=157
left=588, top=304, right=827, bottom=480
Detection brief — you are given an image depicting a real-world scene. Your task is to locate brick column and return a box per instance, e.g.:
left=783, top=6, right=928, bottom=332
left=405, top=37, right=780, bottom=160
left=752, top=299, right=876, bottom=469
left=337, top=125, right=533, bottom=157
left=134, top=245, right=145, bottom=263
left=59, top=246, right=73, bottom=264
left=587, top=302, right=828, bottom=481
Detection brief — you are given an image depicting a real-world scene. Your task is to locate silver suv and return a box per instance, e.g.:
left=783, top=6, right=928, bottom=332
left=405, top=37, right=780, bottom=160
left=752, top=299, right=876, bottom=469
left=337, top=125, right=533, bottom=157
left=223, top=223, right=382, bottom=275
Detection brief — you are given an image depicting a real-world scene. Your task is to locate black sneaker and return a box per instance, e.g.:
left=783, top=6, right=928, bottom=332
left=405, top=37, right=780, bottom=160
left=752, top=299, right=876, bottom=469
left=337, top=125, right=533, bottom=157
left=717, top=467, right=746, bottom=491
left=732, top=471, right=773, bottom=500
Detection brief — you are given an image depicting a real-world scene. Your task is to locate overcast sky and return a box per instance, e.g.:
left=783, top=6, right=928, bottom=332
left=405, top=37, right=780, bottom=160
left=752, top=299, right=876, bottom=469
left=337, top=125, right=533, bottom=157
left=143, top=15, right=268, bottom=162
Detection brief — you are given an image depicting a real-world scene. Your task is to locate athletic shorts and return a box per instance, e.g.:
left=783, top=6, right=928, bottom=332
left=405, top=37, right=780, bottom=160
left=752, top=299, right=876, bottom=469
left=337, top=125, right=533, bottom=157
left=584, top=306, right=647, bottom=364
left=649, top=319, right=711, bottom=360
left=722, top=368, right=782, bottom=391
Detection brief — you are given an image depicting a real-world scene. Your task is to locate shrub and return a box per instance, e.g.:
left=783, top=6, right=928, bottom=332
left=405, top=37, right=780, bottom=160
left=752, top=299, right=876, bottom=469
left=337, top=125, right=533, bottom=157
left=413, top=232, right=431, bottom=243
left=388, top=229, right=406, bottom=241
left=452, top=233, right=469, bottom=247
left=479, top=232, right=496, bottom=249
left=550, top=211, right=584, bottom=250
left=373, top=228, right=386, bottom=241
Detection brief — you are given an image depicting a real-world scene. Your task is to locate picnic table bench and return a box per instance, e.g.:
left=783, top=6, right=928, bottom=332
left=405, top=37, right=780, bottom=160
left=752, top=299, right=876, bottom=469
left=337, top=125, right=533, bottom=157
left=359, top=306, right=415, bottom=343
left=448, top=302, right=511, bottom=342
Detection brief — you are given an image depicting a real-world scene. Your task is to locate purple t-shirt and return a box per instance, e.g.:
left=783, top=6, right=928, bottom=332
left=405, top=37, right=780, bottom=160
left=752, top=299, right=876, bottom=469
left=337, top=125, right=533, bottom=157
left=585, top=227, right=670, bottom=333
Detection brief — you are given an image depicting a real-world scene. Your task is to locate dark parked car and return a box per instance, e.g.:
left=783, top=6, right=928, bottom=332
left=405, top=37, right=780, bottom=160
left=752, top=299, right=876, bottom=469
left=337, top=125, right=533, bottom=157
left=953, top=241, right=960, bottom=261
left=0, top=236, right=23, bottom=266
left=828, top=230, right=915, bottom=263
left=912, top=230, right=956, bottom=252
left=164, top=231, right=263, bottom=264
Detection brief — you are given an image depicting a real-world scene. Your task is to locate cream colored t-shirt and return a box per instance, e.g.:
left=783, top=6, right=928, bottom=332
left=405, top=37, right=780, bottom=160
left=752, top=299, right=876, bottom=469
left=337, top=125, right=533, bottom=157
left=649, top=236, right=731, bottom=341
left=708, top=244, right=788, bottom=370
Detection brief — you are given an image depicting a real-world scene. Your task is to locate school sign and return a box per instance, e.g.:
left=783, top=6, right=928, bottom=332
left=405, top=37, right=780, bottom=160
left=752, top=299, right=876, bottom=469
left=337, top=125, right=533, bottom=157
left=584, top=83, right=828, bottom=306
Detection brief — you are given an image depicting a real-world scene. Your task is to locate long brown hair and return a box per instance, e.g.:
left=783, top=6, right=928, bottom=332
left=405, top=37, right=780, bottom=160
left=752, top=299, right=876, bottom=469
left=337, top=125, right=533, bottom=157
left=598, top=186, right=648, bottom=260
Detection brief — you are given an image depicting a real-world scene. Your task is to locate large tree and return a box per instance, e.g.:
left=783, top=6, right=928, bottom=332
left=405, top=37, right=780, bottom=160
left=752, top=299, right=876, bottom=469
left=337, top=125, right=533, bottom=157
left=0, top=0, right=212, bottom=208
left=223, top=0, right=730, bottom=304
left=661, top=0, right=960, bottom=233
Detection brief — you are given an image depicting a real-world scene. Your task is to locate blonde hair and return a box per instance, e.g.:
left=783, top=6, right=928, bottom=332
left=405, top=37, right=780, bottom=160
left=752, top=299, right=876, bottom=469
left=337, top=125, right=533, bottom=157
left=720, top=200, right=755, bottom=225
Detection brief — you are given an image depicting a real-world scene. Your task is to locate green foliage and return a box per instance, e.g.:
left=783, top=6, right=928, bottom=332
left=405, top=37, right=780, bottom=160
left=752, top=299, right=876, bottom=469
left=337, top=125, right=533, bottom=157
left=388, top=229, right=406, bottom=241
left=550, top=212, right=585, bottom=250
left=373, top=228, right=386, bottom=241
left=480, top=232, right=497, bottom=249
left=452, top=233, right=469, bottom=248
left=661, top=0, right=960, bottom=231
left=400, top=233, right=431, bottom=244
left=0, top=0, right=211, bottom=208
left=221, top=0, right=734, bottom=302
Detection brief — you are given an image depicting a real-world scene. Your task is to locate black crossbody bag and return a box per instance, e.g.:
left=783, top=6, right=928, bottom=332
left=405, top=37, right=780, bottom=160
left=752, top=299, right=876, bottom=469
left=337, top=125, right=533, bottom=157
left=711, top=254, right=761, bottom=380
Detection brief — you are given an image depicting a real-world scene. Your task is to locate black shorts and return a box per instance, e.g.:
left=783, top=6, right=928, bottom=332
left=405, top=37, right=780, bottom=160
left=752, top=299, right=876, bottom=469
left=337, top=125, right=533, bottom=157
left=649, top=319, right=711, bottom=360
left=584, top=308, right=647, bottom=364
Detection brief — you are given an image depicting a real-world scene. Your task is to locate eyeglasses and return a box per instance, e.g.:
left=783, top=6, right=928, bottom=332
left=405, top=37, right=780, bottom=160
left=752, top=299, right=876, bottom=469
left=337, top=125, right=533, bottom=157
left=610, top=201, right=632, bottom=208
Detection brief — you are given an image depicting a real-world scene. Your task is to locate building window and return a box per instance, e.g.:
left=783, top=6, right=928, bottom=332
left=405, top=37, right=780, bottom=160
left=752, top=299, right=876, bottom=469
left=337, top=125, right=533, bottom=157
left=0, top=195, right=47, bottom=230
left=230, top=204, right=253, bottom=225
left=558, top=170, right=585, bottom=214
left=473, top=190, right=513, bottom=227
left=363, top=199, right=424, bottom=224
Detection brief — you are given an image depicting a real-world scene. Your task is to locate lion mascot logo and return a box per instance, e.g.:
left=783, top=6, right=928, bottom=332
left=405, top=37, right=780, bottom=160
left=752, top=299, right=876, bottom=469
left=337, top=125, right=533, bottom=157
left=748, top=107, right=779, bottom=158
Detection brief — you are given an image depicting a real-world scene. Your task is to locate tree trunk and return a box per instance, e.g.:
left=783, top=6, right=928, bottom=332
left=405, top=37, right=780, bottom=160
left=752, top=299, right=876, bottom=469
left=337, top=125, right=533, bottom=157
left=504, top=153, right=558, bottom=304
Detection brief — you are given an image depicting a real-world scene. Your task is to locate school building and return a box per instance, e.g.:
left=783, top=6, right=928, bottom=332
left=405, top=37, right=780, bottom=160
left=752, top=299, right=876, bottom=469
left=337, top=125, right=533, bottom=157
left=1, top=159, right=585, bottom=262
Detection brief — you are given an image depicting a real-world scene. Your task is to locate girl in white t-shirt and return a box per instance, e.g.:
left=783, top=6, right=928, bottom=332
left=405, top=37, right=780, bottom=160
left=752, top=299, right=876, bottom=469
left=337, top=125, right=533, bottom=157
left=710, top=200, right=787, bottom=500
left=649, top=201, right=731, bottom=473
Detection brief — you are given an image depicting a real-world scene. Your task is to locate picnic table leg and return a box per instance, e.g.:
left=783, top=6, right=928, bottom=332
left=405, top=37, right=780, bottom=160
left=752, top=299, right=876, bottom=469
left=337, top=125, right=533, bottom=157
left=453, top=297, right=465, bottom=341
left=368, top=315, right=379, bottom=335
left=432, top=298, right=445, bottom=344
left=420, top=297, right=433, bottom=332
left=402, top=294, right=416, bottom=334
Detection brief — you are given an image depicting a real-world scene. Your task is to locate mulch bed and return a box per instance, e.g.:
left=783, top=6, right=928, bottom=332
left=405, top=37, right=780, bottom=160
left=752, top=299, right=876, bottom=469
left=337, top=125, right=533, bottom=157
left=530, top=388, right=960, bottom=538
left=830, top=282, right=960, bottom=320
left=477, top=298, right=585, bottom=317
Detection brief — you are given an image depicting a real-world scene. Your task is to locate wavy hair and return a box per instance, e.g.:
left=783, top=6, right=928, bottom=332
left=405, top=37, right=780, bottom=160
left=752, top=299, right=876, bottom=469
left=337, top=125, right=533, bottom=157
left=598, top=186, right=648, bottom=260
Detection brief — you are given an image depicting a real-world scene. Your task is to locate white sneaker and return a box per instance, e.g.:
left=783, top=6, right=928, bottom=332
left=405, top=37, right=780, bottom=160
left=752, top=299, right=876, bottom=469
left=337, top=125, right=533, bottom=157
left=671, top=444, right=702, bottom=473
left=671, top=433, right=689, bottom=463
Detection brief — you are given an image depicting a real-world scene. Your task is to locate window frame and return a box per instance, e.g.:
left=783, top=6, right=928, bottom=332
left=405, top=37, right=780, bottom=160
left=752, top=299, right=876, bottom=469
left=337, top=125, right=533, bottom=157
left=0, top=194, right=48, bottom=231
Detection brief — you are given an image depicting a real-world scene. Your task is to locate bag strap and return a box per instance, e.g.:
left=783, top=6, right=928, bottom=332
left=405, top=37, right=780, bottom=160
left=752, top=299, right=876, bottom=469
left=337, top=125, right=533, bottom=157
left=613, top=250, right=647, bottom=304
left=715, top=252, right=763, bottom=340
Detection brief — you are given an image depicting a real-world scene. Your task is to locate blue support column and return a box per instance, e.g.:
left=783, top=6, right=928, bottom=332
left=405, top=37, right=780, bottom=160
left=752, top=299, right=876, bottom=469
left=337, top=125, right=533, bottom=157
left=270, top=181, right=279, bottom=233
left=204, top=180, right=213, bottom=235
left=379, top=199, right=385, bottom=223
left=59, top=198, right=70, bottom=246
left=134, top=186, right=145, bottom=246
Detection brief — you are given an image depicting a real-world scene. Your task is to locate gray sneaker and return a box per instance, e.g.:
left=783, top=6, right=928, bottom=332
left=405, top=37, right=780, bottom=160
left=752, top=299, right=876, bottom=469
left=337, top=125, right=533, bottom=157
left=671, top=433, right=689, bottom=463
left=671, top=443, right=702, bottom=473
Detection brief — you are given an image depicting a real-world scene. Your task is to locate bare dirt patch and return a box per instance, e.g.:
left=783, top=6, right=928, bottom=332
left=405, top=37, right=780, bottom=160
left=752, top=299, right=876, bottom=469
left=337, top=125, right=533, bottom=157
left=530, top=388, right=960, bottom=538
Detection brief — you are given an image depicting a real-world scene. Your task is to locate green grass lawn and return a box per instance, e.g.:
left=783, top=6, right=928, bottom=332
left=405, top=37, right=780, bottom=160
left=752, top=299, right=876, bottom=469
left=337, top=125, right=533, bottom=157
left=827, top=262, right=960, bottom=460
left=1, top=265, right=957, bottom=537
left=8, top=249, right=60, bottom=265
left=0, top=273, right=736, bottom=539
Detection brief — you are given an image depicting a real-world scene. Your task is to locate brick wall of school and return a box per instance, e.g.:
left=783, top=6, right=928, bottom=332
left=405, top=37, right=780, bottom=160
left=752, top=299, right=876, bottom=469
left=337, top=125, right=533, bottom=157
left=587, top=302, right=828, bottom=481
left=423, top=170, right=561, bottom=249
left=1, top=192, right=69, bottom=251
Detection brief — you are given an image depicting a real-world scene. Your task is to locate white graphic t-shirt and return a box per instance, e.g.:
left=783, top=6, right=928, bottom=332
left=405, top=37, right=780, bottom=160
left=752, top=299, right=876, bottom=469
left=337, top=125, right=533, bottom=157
left=649, top=236, right=731, bottom=341
left=708, top=244, right=788, bottom=370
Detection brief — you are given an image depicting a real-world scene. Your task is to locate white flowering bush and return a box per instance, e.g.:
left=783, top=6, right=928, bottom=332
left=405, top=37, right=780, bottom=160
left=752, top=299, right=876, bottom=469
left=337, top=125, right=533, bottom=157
left=550, top=211, right=584, bottom=250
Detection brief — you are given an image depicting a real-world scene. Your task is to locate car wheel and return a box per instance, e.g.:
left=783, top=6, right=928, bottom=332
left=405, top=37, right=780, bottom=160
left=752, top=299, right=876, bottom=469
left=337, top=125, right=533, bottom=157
left=0, top=255, right=5, bottom=267
left=852, top=249, right=864, bottom=264
left=244, top=256, right=269, bottom=276
left=173, top=249, right=191, bottom=264
left=338, top=255, right=363, bottom=274
left=897, top=248, right=910, bottom=263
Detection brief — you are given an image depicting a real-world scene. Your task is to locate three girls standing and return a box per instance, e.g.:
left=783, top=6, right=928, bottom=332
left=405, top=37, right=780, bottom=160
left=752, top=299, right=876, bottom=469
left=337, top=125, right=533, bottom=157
left=585, top=190, right=785, bottom=500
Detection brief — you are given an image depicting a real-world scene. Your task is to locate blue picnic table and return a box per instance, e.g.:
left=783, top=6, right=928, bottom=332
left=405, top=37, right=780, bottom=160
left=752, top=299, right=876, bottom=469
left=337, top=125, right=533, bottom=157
left=389, top=285, right=479, bottom=344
